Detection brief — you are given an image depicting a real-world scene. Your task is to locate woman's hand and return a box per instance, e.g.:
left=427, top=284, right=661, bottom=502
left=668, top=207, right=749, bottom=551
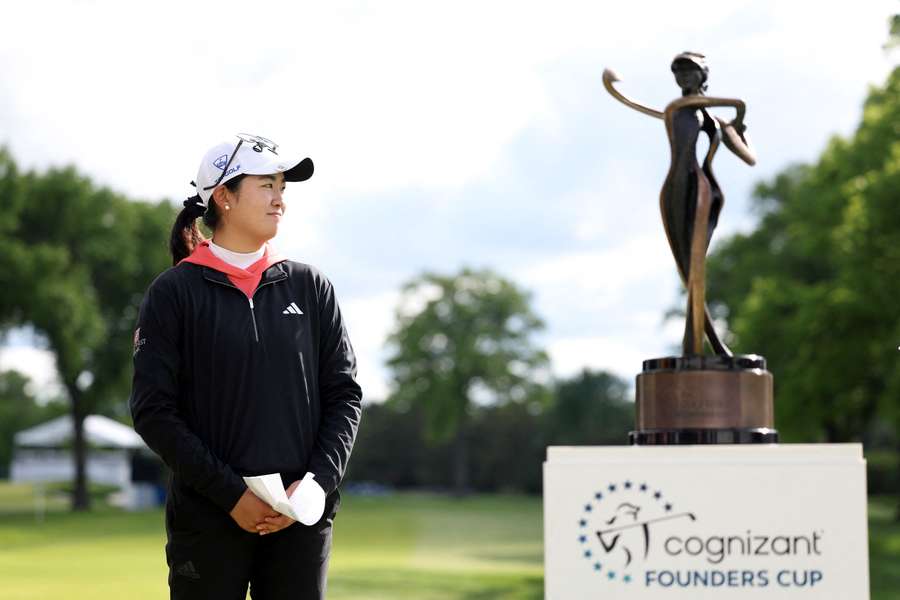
left=229, top=488, right=279, bottom=533
left=717, top=116, right=756, bottom=166
left=255, top=480, right=302, bottom=535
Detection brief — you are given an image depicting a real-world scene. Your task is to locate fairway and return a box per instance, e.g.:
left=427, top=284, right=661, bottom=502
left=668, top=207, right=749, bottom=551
left=0, top=486, right=897, bottom=599
left=0, top=488, right=542, bottom=600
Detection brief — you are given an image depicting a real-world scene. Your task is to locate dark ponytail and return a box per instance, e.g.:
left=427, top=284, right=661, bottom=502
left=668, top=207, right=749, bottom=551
left=169, top=196, right=206, bottom=265
left=169, top=175, right=245, bottom=265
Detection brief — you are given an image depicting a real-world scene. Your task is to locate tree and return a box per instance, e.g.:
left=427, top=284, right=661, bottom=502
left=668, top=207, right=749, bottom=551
left=548, top=369, right=633, bottom=446
left=0, top=148, right=174, bottom=509
left=706, top=61, right=900, bottom=445
left=468, top=401, right=548, bottom=493
left=344, top=402, right=431, bottom=489
left=704, top=22, right=900, bottom=517
left=386, top=268, right=548, bottom=494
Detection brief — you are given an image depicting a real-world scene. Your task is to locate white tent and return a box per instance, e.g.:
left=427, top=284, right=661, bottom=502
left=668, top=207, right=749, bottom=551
left=10, top=415, right=160, bottom=509
left=13, top=415, right=145, bottom=449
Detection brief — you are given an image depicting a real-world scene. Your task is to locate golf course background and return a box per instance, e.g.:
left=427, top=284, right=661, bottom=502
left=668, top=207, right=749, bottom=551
left=0, top=484, right=897, bottom=599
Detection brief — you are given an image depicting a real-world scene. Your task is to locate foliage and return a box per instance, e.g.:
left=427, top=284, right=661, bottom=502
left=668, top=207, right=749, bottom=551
left=706, top=65, right=900, bottom=445
left=348, top=401, right=550, bottom=494
left=347, top=369, right=632, bottom=494
left=386, top=268, right=549, bottom=493
left=387, top=268, right=549, bottom=439
left=546, top=369, right=633, bottom=446
left=0, top=148, right=174, bottom=508
left=467, top=402, right=550, bottom=493
left=868, top=495, right=900, bottom=596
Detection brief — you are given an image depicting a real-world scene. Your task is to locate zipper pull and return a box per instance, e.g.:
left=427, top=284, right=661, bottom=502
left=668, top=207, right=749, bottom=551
left=248, top=297, right=260, bottom=342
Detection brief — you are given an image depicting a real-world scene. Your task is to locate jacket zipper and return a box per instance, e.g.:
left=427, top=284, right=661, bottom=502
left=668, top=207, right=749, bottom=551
left=248, top=298, right=260, bottom=342
left=204, top=276, right=285, bottom=343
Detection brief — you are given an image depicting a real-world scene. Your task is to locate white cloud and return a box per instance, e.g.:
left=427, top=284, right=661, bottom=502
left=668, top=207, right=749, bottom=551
left=0, top=346, right=64, bottom=402
left=520, top=231, right=672, bottom=286
left=340, top=290, right=400, bottom=402
left=549, top=336, right=645, bottom=382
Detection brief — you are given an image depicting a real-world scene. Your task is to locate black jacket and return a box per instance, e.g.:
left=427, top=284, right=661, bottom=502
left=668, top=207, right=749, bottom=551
left=129, top=259, right=362, bottom=515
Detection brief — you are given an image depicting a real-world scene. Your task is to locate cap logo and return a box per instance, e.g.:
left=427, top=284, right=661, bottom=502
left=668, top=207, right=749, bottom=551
left=213, top=154, right=229, bottom=170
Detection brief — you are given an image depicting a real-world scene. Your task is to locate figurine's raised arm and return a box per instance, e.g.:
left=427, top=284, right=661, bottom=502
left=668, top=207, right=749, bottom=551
left=602, top=68, right=664, bottom=120
left=715, top=114, right=756, bottom=166
left=664, top=95, right=756, bottom=166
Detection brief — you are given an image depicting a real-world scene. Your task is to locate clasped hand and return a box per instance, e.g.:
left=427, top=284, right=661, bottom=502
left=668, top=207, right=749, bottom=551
left=229, top=480, right=301, bottom=535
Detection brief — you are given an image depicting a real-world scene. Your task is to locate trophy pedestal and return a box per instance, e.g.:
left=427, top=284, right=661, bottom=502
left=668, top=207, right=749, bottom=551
left=631, top=354, right=777, bottom=445
left=543, top=444, right=870, bottom=599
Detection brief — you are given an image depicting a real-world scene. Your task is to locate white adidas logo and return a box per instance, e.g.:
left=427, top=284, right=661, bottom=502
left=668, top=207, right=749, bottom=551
left=283, top=302, right=304, bottom=315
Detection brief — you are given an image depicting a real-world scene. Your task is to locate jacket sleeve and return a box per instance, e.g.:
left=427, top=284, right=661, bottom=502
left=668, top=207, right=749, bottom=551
left=129, top=276, right=247, bottom=513
left=307, top=276, right=363, bottom=495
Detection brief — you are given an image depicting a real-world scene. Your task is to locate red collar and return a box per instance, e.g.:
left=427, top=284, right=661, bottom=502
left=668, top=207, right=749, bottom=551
left=180, top=241, right=286, bottom=299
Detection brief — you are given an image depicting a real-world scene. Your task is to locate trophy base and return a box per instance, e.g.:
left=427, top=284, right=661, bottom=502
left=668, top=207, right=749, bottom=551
left=629, top=427, right=778, bottom=445
left=632, top=354, right=777, bottom=445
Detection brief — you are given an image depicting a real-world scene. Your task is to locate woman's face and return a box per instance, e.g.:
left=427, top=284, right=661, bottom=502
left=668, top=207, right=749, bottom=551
left=673, top=64, right=704, bottom=94
left=220, top=173, right=287, bottom=243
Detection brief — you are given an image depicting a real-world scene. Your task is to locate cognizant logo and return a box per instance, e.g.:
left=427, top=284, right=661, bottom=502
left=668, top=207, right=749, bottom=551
left=576, top=480, right=826, bottom=590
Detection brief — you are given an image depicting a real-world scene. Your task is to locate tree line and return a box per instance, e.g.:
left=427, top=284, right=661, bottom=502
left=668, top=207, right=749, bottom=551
left=346, top=369, right=632, bottom=494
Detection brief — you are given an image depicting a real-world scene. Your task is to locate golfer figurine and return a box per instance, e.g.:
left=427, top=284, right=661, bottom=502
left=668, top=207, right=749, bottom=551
left=603, top=55, right=777, bottom=445
left=603, top=52, right=756, bottom=356
left=130, top=133, right=362, bottom=598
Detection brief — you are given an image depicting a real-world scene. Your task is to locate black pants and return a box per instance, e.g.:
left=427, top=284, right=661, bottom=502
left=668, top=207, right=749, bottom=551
left=165, top=483, right=339, bottom=600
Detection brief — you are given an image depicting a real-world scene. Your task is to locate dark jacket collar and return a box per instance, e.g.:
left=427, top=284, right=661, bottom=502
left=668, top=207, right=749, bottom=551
left=200, top=263, right=288, bottom=288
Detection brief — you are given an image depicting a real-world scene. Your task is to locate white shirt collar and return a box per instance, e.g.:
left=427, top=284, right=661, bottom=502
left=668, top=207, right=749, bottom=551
left=208, top=240, right=265, bottom=270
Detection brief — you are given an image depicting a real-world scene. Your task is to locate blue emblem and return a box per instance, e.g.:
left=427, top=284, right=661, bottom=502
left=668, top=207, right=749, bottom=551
left=213, top=154, right=229, bottom=170
left=578, top=480, right=695, bottom=585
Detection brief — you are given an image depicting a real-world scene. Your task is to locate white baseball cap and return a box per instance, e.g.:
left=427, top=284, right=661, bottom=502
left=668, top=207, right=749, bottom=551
left=194, top=133, right=314, bottom=205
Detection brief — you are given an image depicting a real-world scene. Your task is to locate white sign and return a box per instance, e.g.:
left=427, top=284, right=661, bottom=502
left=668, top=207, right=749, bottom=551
left=544, top=444, right=869, bottom=599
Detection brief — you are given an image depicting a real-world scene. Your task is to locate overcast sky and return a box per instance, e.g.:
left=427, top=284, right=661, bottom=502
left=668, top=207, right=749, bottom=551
left=1, top=1, right=896, bottom=402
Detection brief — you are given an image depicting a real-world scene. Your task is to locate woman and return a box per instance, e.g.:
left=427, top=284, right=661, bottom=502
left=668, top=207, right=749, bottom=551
left=130, top=133, right=362, bottom=599
left=603, top=52, right=756, bottom=356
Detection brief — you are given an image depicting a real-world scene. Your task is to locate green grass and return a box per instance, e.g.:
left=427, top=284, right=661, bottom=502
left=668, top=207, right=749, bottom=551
left=329, top=494, right=542, bottom=600
left=0, top=487, right=542, bottom=600
left=0, top=483, right=68, bottom=514
left=0, top=484, right=897, bottom=599
left=869, top=496, right=900, bottom=598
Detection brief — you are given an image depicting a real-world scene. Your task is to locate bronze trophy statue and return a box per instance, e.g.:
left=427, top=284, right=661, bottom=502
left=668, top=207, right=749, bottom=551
left=603, top=52, right=777, bottom=444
